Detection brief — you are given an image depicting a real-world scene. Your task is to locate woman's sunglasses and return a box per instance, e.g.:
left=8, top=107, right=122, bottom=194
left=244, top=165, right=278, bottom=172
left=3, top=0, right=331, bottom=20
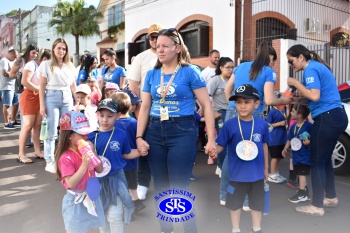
left=288, top=59, right=294, bottom=65
left=159, top=28, right=182, bottom=45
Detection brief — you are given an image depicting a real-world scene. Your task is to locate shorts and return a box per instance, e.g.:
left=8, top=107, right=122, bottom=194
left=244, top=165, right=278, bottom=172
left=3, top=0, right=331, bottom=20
left=226, top=179, right=264, bottom=211
left=20, top=89, right=40, bottom=115
left=269, top=145, right=284, bottom=159
left=62, top=190, right=105, bottom=233
left=1, top=90, right=19, bottom=107
left=124, top=169, right=137, bottom=190
left=294, top=163, right=310, bottom=176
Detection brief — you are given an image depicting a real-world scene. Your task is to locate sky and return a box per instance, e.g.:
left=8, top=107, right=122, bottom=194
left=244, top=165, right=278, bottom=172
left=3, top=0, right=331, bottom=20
left=0, top=0, right=100, bottom=15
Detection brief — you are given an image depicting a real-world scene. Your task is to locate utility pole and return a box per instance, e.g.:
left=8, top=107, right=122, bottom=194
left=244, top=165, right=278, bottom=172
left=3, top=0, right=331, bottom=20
left=18, top=8, right=22, bottom=51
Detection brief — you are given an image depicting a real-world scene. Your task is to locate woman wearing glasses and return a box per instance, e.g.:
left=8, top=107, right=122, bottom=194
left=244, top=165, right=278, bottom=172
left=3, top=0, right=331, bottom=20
left=76, top=54, right=99, bottom=85
left=39, top=38, right=76, bottom=173
left=136, top=28, right=216, bottom=233
left=286, top=44, right=347, bottom=216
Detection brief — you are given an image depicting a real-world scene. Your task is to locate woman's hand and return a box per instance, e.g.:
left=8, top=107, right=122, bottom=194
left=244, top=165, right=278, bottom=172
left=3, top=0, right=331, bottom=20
left=287, top=77, right=300, bottom=87
left=136, top=138, right=150, bottom=156
left=40, top=105, right=47, bottom=117
left=205, top=140, right=217, bottom=158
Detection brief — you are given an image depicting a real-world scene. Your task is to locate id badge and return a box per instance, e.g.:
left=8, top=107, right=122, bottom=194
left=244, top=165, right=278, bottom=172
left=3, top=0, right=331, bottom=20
left=160, top=106, right=169, bottom=121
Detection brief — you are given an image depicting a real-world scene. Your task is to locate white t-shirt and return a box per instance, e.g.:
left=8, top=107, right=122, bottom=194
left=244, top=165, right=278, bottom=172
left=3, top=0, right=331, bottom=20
left=200, top=66, right=216, bottom=84
left=127, top=49, right=157, bottom=99
left=0, top=57, right=15, bottom=90
left=23, top=60, right=40, bottom=87
left=39, top=60, right=75, bottom=90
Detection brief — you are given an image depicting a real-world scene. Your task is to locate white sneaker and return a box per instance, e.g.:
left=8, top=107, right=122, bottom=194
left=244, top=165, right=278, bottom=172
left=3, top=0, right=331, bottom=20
left=215, top=166, right=222, bottom=178
left=268, top=174, right=285, bottom=184
left=242, top=205, right=251, bottom=212
left=45, top=161, right=56, bottom=174
left=277, top=174, right=287, bottom=182
left=220, top=200, right=226, bottom=206
left=137, top=185, right=148, bottom=200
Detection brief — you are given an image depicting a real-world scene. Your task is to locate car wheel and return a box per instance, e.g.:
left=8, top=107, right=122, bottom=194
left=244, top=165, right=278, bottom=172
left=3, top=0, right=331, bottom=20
left=333, top=133, right=350, bottom=175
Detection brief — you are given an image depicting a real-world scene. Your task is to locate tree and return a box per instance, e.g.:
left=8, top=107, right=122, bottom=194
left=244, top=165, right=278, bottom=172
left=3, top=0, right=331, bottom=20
left=5, top=10, right=19, bottom=17
left=49, top=0, right=103, bottom=65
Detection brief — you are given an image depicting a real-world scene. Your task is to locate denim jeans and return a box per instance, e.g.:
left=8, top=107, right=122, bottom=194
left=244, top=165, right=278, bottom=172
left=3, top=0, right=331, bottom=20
left=99, top=195, right=123, bottom=233
left=310, top=107, right=348, bottom=207
left=215, top=109, right=227, bottom=168
left=44, top=90, right=73, bottom=162
left=220, top=106, right=264, bottom=202
left=145, top=115, right=198, bottom=233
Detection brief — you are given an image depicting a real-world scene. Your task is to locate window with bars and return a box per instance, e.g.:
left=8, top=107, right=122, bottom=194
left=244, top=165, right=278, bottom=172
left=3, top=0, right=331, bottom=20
left=179, top=21, right=209, bottom=58
left=256, top=17, right=291, bottom=47
left=332, top=32, right=349, bottom=48
left=108, top=3, right=124, bottom=28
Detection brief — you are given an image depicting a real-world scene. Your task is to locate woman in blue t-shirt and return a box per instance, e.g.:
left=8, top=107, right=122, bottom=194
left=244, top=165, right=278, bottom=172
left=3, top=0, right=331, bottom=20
left=286, top=44, right=348, bottom=216
left=100, top=49, right=126, bottom=89
left=76, top=54, right=98, bottom=85
left=136, top=28, right=216, bottom=233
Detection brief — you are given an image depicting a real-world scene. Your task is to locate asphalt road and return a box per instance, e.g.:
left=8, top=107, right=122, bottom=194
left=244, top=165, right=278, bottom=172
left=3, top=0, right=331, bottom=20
left=1, top=104, right=350, bottom=233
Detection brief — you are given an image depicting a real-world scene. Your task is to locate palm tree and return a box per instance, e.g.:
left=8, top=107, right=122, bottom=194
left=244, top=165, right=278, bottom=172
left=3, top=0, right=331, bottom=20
left=49, top=0, right=103, bottom=64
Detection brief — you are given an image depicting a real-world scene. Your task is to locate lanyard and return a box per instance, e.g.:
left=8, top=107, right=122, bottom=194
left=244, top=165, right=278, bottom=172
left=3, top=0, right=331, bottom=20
left=94, top=127, right=115, bottom=157
left=219, top=75, right=228, bottom=84
left=293, top=120, right=305, bottom=138
left=160, top=64, right=180, bottom=105
left=69, top=148, right=91, bottom=177
left=237, top=116, right=254, bottom=141
left=274, top=107, right=286, bottom=119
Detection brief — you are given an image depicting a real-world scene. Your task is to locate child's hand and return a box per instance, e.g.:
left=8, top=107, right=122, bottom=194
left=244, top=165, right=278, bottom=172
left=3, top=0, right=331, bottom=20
left=303, top=138, right=310, bottom=146
left=136, top=138, right=150, bottom=156
left=282, top=148, right=287, bottom=157
left=81, top=152, right=91, bottom=169
left=206, top=146, right=217, bottom=159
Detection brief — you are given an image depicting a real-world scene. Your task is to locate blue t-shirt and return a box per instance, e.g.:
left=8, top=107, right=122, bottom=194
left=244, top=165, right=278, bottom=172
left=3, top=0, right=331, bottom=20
left=88, top=128, right=131, bottom=175
left=302, top=60, right=342, bottom=118
left=228, top=61, right=276, bottom=112
left=114, top=117, right=137, bottom=171
left=77, top=69, right=98, bottom=85
left=216, top=116, right=270, bottom=182
left=287, top=121, right=312, bottom=165
left=266, top=108, right=287, bottom=146
left=101, top=66, right=126, bottom=86
left=143, top=65, right=206, bottom=117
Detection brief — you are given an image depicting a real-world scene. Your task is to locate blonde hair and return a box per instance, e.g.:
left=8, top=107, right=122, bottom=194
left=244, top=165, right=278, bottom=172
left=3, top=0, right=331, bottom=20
left=50, top=38, right=73, bottom=72
left=110, top=92, right=131, bottom=114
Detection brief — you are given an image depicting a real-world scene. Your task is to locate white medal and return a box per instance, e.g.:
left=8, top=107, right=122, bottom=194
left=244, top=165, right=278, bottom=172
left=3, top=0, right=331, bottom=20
left=236, top=140, right=258, bottom=161
left=95, top=156, right=111, bottom=177
left=291, top=138, right=302, bottom=151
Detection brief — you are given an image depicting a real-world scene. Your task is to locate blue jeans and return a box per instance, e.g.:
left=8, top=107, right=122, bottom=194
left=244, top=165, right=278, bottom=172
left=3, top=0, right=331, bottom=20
left=145, top=115, right=198, bottom=233
left=44, top=90, right=73, bottom=162
left=215, top=109, right=227, bottom=169
left=310, top=107, right=347, bottom=207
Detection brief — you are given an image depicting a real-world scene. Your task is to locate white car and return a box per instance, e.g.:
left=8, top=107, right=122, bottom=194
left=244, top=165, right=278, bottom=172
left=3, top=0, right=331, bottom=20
left=332, top=103, right=350, bottom=175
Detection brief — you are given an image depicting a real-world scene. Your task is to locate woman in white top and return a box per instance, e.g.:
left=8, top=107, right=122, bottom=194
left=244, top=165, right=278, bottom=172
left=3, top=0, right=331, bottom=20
left=39, top=38, right=76, bottom=173
left=17, top=49, right=51, bottom=163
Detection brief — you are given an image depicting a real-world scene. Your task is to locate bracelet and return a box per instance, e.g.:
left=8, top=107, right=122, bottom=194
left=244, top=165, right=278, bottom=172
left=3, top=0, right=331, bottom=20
left=136, top=136, right=143, bottom=140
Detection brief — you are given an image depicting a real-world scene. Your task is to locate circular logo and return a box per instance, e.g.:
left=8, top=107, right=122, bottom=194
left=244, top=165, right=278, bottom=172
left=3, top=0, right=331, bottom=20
left=236, top=140, right=258, bottom=161
left=95, top=156, right=111, bottom=177
left=158, top=197, right=193, bottom=216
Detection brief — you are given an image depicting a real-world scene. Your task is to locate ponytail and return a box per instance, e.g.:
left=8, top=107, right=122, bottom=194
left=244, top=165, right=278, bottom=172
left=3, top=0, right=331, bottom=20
left=310, top=51, right=331, bottom=70
left=250, top=42, right=271, bottom=80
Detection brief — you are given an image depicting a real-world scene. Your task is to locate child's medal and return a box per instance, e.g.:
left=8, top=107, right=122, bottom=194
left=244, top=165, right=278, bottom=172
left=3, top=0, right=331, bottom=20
left=291, top=121, right=305, bottom=151
left=236, top=116, right=258, bottom=161
left=159, top=64, right=180, bottom=121
left=94, top=128, right=114, bottom=177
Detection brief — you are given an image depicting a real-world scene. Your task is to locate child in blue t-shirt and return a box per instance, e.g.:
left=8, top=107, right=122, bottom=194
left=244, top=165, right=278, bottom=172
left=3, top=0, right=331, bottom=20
left=282, top=104, right=312, bottom=203
left=266, top=93, right=288, bottom=184
left=111, top=92, right=146, bottom=214
left=87, top=98, right=143, bottom=232
left=210, top=84, right=269, bottom=233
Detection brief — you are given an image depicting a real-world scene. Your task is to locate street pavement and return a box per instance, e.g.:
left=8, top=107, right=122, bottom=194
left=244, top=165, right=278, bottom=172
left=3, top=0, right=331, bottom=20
left=1, top=104, right=350, bottom=233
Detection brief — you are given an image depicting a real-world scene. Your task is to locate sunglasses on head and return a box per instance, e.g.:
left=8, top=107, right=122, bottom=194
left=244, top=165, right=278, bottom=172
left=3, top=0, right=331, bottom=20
left=158, top=28, right=182, bottom=45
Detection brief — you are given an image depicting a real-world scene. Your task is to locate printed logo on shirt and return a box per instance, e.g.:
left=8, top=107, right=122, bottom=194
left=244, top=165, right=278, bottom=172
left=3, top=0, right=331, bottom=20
left=252, top=133, right=262, bottom=142
left=305, top=77, right=314, bottom=84
left=156, top=83, right=177, bottom=97
left=110, top=141, right=120, bottom=151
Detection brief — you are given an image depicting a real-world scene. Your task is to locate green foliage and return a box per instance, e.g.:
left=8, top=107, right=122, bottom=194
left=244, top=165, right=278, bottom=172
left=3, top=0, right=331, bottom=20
left=107, top=21, right=125, bottom=36
left=5, top=10, right=19, bottom=17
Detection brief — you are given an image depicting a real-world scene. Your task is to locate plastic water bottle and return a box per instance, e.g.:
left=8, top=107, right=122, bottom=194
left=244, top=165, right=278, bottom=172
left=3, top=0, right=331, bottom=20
left=263, top=182, right=270, bottom=215
left=39, top=117, right=47, bottom=140
left=218, top=119, right=224, bottom=129
left=276, top=86, right=296, bottom=110
left=77, top=139, right=101, bottom=169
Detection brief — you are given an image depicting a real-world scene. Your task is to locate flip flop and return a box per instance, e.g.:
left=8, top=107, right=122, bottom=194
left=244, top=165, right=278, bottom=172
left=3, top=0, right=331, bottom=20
left=34, top=154, right=44, bottom=159
left=17, top=156, right=33, bottom=164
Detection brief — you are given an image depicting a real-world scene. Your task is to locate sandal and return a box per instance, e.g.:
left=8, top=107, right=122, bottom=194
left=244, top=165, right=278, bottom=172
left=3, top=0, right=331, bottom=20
left=34, top=154, right=44, bottom=159
left=324, top=197, right=338, bottom=207
left=295, top=205, right=324, bottom=216
left=17, top=156, right=33, bottom=164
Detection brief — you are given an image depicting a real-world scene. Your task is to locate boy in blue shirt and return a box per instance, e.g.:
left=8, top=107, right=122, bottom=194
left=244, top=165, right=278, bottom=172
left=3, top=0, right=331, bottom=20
left=266, top=92, right=288, bottom=183
left=282, top=104, right=312, bottom=203
left=210, top=84, right=269, bottom=233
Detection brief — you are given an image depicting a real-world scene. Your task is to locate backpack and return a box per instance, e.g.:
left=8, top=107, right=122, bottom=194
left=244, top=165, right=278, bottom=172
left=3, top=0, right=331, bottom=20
left=14, top=71, right=23, bottom=94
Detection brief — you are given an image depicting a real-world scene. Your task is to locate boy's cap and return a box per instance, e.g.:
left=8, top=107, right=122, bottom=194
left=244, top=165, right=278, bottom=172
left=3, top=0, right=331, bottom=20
left=122, top=89, right=141, bottom=104
left=60, top=111, right=92, bottom=135
left=229, top=84, right=259, bottom=101
left=97, top=98, right=119, bottom=113
left=75, top=84, right=91, bottom=95
left=105, top=82, right=120, bottom=91
left=148, top=23, right=164, bottom=35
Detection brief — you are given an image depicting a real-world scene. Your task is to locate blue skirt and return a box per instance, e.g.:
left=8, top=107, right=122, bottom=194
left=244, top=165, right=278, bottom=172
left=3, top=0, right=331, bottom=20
left=62, top=190, right=105, bottom=233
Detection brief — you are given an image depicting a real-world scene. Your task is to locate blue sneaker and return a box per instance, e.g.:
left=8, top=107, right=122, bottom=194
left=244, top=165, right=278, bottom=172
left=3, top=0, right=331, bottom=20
left=190, top=174, right=197, bottom=181
left=12, top=121, right=21, bottom=127
left=4, top=123, right=15, bottom=129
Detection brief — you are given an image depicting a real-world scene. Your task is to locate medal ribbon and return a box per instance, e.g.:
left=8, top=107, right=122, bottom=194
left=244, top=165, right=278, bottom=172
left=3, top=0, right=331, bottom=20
left=274, top=107, right=286, bottom=119
left=94, top=127, right=115, bottom=157
left=160, top=64, right=181, bottom=106
left=237, top=116, right=255, bottom=141
left=293, top=120, right=306, bottom=138
left=69, top=148, right=91, bottom=177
